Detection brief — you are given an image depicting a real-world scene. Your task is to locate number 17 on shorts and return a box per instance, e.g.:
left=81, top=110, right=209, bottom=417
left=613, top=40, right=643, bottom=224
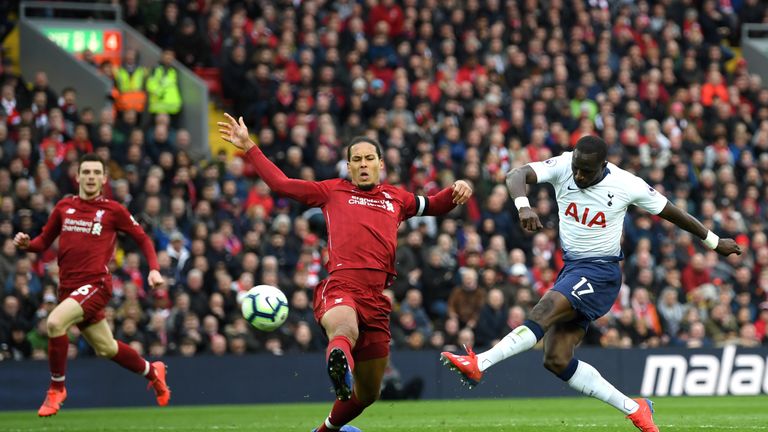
left=570, top=277, right=594, bottom=299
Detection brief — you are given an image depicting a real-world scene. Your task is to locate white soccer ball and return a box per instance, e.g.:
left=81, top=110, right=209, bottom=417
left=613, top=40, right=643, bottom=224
left=241, top=285, right=289, bottom=331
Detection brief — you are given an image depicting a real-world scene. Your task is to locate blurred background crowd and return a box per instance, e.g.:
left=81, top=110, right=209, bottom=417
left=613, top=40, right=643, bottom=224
left=1, top=0, right=768, bottom=361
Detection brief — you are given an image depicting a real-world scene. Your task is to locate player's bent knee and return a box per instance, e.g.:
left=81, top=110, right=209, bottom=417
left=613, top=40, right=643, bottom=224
left=543, top=355, right=570, bottom=375
left=329, top=324, right=359, bottom=344
left=91, top=339, right=118, bottom=358
left=355, top=390, right=379, bottom=407
left=94, top=344, right=118, bottom=358
left=46, top=317, right=67, bottom=337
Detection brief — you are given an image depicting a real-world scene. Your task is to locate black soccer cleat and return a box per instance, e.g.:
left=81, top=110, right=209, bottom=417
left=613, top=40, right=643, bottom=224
left=327, top=348, right=353, bottom=401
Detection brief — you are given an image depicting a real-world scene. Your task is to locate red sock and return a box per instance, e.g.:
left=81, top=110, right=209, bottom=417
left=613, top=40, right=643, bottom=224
left=111, top=341, right=156, bottom=380
left=326, top=335, right=355, bottom=372
left=48, top=335, right=69, bottom=391
left=316, top=393, right=370, bottom=431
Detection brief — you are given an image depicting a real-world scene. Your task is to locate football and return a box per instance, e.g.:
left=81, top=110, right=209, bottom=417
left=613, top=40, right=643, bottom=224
left=241, top=285, right=290, bottom=331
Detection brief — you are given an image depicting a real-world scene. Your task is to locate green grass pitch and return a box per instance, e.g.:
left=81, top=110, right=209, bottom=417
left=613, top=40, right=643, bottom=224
left=2, top=396, right=767, bottom=431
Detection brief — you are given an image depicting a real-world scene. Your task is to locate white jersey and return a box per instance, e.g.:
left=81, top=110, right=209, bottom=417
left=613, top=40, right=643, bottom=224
left=529, top=152, right=668, bottom=260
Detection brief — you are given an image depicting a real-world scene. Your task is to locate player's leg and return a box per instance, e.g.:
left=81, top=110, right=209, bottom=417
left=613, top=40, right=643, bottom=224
left=544, top=320, right=635, bottom=410
left=477, top=290, right=576, bottom=369
left=38, top=298, right=84, bottom=416
left=81, top=319, right=170, bottom=406
left=321, top=305, right=359, bottom=401
left=544, top=321, right=658, bottom=431
left=315, top=356, right=387, bottom=432
left=441, top=290, right=576, bottom=385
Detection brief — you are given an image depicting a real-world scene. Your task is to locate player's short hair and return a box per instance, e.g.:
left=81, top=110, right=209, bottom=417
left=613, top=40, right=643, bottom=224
left=575, top=135, right=608, bottom=161
left=346, top=136, right=383, bottom=161
left=78, top=153, right=106, bottom=173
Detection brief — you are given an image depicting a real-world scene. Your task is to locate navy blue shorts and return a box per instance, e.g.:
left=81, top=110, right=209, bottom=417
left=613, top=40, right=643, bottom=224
left=551, top=258, right=622, bottom=330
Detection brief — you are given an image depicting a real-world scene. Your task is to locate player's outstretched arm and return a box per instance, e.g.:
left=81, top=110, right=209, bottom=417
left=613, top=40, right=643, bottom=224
left=421, top=180, right=473, bottom=216
left=450, top=180, right=473, bottom=205
left=506, top=165, right=542, bottom=232
left=218, top=113, right=257, bottom=152
left=13, top=232, right=30, bottom=249
left=657, top=201, right=742, bottom=256
left=218, top=113, right=328, bottom=207
left=14, top=206, right=63, bottom=252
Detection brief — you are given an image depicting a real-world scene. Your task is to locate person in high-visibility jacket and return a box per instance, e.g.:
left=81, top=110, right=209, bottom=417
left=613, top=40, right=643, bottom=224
left=115, top=49, right=148, bottom=113
left=146, top=49, right=182, bottom=120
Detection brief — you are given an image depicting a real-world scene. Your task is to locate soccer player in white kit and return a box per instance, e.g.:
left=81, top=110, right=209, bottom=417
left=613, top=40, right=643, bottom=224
left=441, top=136, right=742, bottom=431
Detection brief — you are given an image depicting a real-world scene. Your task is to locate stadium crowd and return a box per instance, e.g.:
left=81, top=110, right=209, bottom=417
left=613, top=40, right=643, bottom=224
left=1, top=0, right=768, bottom=361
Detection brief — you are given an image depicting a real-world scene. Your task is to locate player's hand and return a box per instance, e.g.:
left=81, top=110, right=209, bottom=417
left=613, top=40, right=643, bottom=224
left=715, top=238, right=742, bottom=256
left=13, top=232, right=30, bottom=249
left=147, top=269, right=165, bottom=289
left=218, top=113, right=255, bottom=151
left=451, top=180, right=473, bottom=204
left=518, top=207, right=543, bottom=232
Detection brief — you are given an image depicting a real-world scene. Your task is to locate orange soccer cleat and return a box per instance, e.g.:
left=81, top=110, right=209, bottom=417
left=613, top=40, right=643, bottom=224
left=440, top=345, right=483, bottom=388
left=147, top=361, right=171, bottom=406
left=38, top=387, right=67, bottom=417
left=626, top=398, right=660, bottom=432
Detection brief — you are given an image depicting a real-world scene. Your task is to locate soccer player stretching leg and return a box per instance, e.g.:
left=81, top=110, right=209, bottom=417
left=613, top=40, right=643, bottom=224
left=441, top=136, right=741, bottom=431
left=220, top=114, right=472, bottom=432
left=14, top=154, right=170, bottom=417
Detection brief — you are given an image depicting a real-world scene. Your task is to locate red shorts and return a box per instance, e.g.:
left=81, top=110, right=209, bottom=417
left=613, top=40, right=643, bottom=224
left=58, top=277, right=112, bottom=330
left=313, top=269, right=393, bottom=361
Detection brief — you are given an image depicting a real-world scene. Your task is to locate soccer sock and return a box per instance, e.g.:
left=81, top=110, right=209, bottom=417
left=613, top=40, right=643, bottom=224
left=476, top=320, right=543, bottom=372
left=48, top=334, right=69, bottom=391
left=111, top=341, right=157, bottom=380
left=559, top=359, right=639, bottom=415
left=327, top=335, right=355, bottom=372
left=317, top=393, right=369, bottom=431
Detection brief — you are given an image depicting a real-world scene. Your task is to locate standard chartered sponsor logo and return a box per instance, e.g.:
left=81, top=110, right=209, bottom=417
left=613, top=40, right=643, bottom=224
left=640, top=345, right=768, bottom=396
left=63, top=218, right=94, bottom=233
left=348, top=195, right=394, bottom=213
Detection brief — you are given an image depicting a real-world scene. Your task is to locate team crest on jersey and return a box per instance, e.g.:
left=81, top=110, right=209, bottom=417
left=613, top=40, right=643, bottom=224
left=65, top=208, right=76, bottom=214
left=91, top=210, right=106, bottom=235
left=607, top=193, right=614, bottom=207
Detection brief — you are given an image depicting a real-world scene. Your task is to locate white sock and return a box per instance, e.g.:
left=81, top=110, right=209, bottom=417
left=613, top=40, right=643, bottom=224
left=325, top=418, right=340, bottom=430
left=476, top=325, right=538, bottom=372
left=567, top=360, right=639, bottom=415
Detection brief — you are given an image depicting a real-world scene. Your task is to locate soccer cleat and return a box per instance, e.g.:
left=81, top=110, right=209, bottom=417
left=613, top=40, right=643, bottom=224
left=38, top=387, right=67, bottom=417
left=440, top=344, right=483, bottom=388
left=147, top=361, right=171, bottom=406
left=626, top=398, right=659, bottom=432
left=311, top=426, right=362, bottom=432
left=327, top=348, right=353, bottom=401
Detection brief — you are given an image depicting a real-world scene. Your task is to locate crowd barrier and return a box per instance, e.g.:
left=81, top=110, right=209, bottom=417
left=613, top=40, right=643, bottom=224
left=1, top=346, right=766, bottom=410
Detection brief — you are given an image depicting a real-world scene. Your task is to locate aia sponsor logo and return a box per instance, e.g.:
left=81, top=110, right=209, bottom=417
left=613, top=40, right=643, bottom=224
left=564, top=203, right=606, bottom=228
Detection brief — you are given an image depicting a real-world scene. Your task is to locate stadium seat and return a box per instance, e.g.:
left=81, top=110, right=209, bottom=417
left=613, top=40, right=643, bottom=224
left=194, top=67, right=223, bottom=100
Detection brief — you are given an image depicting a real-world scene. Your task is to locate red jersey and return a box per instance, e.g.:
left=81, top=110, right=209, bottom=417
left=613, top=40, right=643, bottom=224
left=27, top=195, right=159, bottom=287
left=245, top=147, right=456, bottom=276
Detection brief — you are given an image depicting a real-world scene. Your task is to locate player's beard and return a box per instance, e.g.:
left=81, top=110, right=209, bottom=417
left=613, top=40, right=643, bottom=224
left=357, top=183, right=375, bottom=191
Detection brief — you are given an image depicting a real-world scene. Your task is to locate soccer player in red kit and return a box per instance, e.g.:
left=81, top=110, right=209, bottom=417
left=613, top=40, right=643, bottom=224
left=219, top=114, right=472, bottom=432
left=14, top=154, right=170, bottom=417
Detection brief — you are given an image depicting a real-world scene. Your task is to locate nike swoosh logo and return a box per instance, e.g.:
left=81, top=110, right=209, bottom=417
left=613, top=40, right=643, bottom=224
left=567, top=185, right=579, bottom=191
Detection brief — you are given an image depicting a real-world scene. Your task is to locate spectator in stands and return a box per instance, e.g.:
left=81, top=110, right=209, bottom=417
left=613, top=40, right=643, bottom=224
left=447, top=267, right=486, bottom=329
left=115, top=49, right=147, bottom=117
left=146, top=49, right=182, bottom=125
left=474, top=288, right=507, bottom=350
